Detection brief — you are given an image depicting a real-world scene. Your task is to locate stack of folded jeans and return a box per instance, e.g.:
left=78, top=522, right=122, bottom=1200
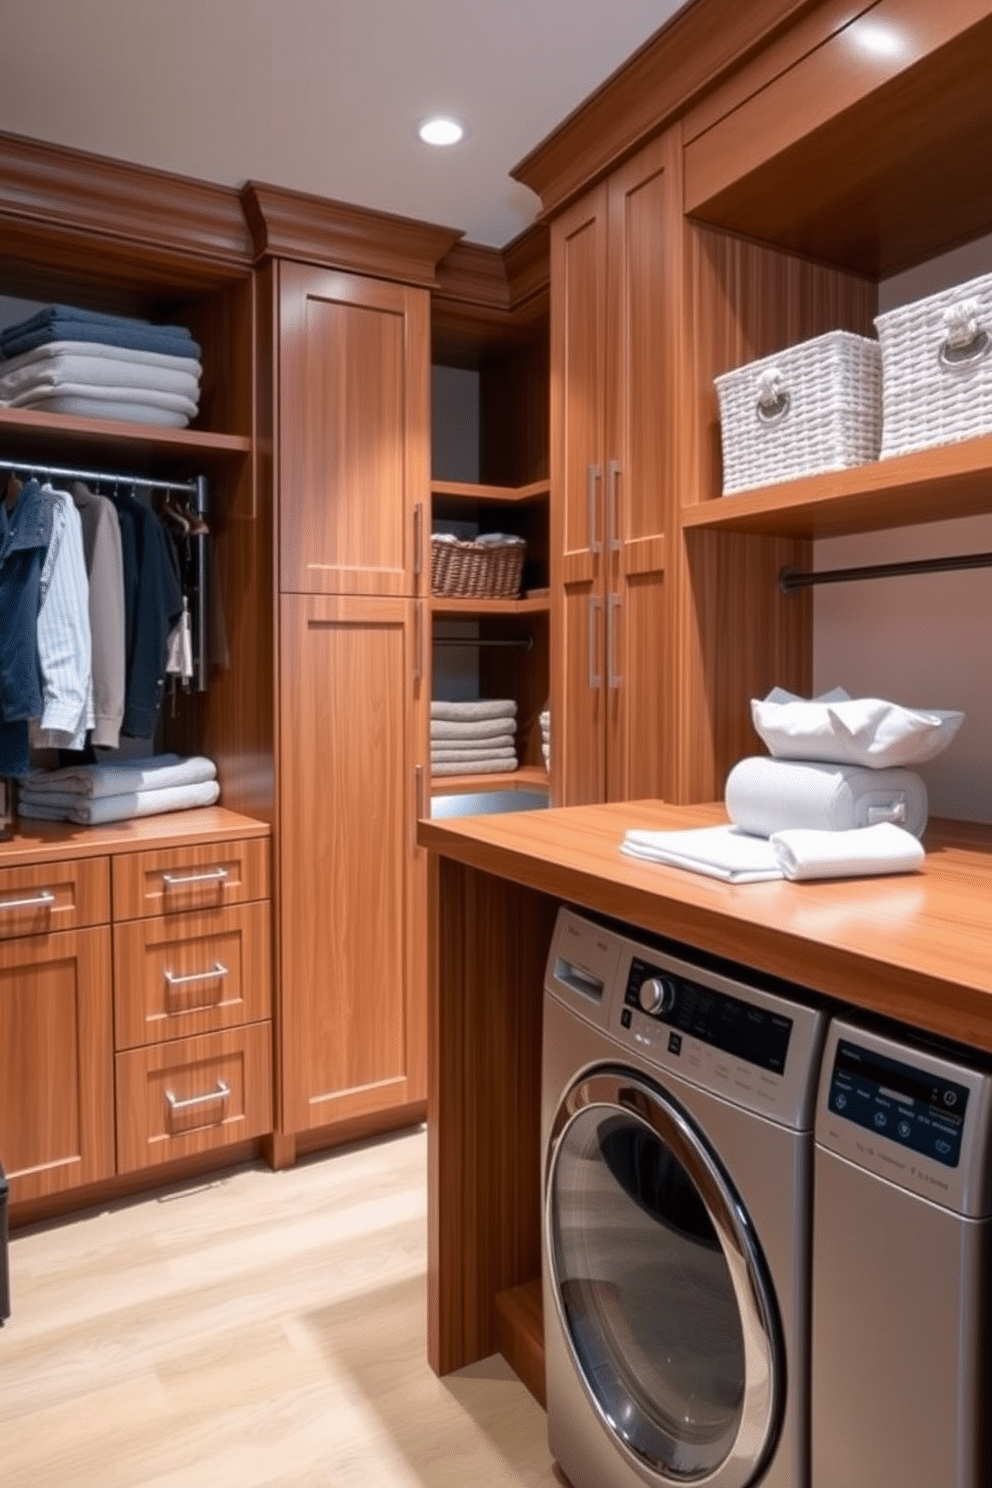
left=0, top=304, right=202, bottom=427
left=430, top=699, right=518, bottom=776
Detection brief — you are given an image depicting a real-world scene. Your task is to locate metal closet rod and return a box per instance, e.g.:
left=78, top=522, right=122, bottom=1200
left=779, top=550, right=992, bottom=593
left=1, top=456, right=206, bottom=502
left=434, top=634, right=534, bottom=651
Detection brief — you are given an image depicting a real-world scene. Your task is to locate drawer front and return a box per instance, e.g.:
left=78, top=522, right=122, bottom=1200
left=114, top=901, right=272, bottom=1050
left=0, top=856, right=110, bottom=940
left=112, top=836, right=269, bottom=921
left=115, top=1022, right=273, bottom=1173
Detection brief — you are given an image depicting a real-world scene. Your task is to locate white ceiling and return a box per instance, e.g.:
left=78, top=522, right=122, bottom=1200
left=0, top=1, right=690, bottom=249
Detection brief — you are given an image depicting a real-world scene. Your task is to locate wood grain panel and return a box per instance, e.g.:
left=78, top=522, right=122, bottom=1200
left=112, top=835, right=269, bottom=921
left=0, top=855, right=109, bottom=939
left=494, top=1280, right=546, bottom=1408
left=113, top=900, right=272, bottom=1050
left=427, top=857, right=557, bottom=1376
left=115, top=1022, right=273, bottom=1173
left=0, top=926, right=114, bottom=1204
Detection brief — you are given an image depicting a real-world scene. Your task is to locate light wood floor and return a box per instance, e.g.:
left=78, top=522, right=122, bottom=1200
left=1, top=1126, right=562, bottom=1487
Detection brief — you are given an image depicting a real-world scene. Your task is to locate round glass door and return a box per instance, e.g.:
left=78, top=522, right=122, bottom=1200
left=546, top=1069, right=781, bottom=1487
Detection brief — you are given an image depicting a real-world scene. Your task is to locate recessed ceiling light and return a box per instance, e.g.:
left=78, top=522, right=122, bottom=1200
left=418, top=116, right=465, bottom=147
left=849, top=20, right=906, bottom=58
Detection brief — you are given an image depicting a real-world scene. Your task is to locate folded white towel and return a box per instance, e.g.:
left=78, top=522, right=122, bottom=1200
left=620, top=825, right=783, bottom=882
left=16, top=778, right=220, bottom=825
left=0, top=350, right=201, bottom=400
left=752, top=687, right=964, bottom=768
left=431, top=717, right=519, bottom=741
left=725, top=756, right=929, bottom=839
left=4, top=381, right=198, bottom=417
left=769, top=822, right=925, bottom=881
left=430, top=736, right=515, bottom=759
left=431, top=757, right=519, bottom=776
left=0, top=338, right=202, bottom=375
left=430, top=699, right=517, bottom=722
left=21, top=753, right=216, bottom=799
left=5, top=394, right=190, bottom=427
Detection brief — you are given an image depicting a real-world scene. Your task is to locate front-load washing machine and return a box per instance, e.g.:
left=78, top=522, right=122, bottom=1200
left=811, top=1016, right=992, bottom=1487
left=541, top=906, right=827, bottom=1488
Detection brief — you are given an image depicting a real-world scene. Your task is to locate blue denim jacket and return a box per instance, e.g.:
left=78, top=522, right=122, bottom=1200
left=0, top=480, right=54, bottom=774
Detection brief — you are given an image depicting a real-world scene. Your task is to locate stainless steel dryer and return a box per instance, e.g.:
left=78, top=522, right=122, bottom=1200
left=541, top=906, right=827, bottom=1488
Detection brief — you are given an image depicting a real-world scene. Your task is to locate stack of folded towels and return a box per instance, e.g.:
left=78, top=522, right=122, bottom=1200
left=622, top=688, right=965, bottom=883
left=431, top=699, right=518, bottom=776
left=0, top=304, right=202, bottom=427
left=16, top=753, right=219, bottom=826
left=539, top=705, right=551, bottom=772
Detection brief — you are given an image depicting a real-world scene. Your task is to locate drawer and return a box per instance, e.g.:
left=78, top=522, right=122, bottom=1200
left=0, top=856, right=110, bottom=940
left=112, top=836, right=269, bottom=921
left=115, top=1021, right=273, bottom=1173
left=113, top=901, right=272, bottom=1050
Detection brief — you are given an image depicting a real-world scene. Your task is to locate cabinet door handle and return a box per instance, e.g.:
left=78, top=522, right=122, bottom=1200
left=607, top=460, right=622, bottom=552
left=163, top=961, right=229, bottom=989
left=608, top=594, right=622, bottom=690
left=415, top=763, right=426, bottom=824
left=414, top=600, right=424, bottom=682
left=587, top=464, right=602, bottom=555
left=413, top=502, right=424, bottom=577
left=165, top=1080, right=230, bottom=1116
left=0, top=890, right=55, bottom=912
left=588, top=595, right=603, bottom=690
left=161, top=867, right=229, bottom=888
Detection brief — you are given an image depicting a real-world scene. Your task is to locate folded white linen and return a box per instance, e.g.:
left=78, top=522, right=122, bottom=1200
left=430, top=734, right=515, bottom=756
left=5, top=394, right=189, bottom=426
left=752, top=687, right=964, bottom=768
left=725, top=756, right=929, bottom=839
left=0, top=350, right=201, bottom=399
left=430, top=699, right=517, bottom=722
left=620, top=825, right=784, bottom=882
left=431, top=717, right=520, bottom=741
left=16, top=778, right=220, bottom=826
left=4, top=382, right=198, bottom=417
left=431, top=748, right=517, bottom=766
left=20, top=753, right=216, bottom=799
left=769, top=822, right=925, bottom=881
left=431, top=757, right=519, bottom=776
left=0, top=338, right=203, bottom=375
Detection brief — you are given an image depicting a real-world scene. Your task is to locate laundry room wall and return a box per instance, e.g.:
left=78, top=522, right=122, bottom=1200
left=813, top=234, right=992, bottom=824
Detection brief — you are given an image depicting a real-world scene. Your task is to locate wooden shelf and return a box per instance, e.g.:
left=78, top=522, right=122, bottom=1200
left=0, top=405, right=251, bottom=470
left=682, top=434, right=992, bottom=539
left=431, top=478, right=549, bottom=504
left=431, top=594, right=550, bottom=617
left=430, top=765, right=550, bottom=798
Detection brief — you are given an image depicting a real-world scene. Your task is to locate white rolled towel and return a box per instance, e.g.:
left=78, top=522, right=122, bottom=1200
left=725, top=756, right=929, bottom=840
left=769, top=822, right=925, bottom=881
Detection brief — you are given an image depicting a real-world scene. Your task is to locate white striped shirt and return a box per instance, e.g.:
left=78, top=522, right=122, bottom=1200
left=30, top=484, right=94, bottom=749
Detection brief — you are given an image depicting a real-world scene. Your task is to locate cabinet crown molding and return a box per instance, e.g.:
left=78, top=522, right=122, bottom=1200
left=434, top=223, right=549, bottom=314
left=241, top=180, right=462, bottom=288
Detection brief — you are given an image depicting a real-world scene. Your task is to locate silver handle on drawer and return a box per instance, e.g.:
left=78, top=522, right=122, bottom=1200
left=163, top=961, right=229, bottom=988
left=588, top=595, right=603, bottom=690
left=165, top=1080, right=230, bottom=1115
left=587, top=464, right=602, bottom=554
left=161, top=867, right=229, bottom=888
left=0, top=890, right=56, bottom=912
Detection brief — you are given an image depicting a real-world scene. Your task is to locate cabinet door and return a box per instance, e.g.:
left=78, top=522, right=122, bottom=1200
left=278, top=593, right=427, bottom=1135
left=278, top=260, right=430, bottom=597
left=0, top=926, right=114, bottom=1204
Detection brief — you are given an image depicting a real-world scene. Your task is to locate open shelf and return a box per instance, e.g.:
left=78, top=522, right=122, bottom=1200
left=682, top=434, right=992, bottom=540
left=431, top=478, right=549, bottom=504
left=0, top=404, right=251, bottom=472
left=431, top=594, right=550, bottom=618
left=430, top=765, right=550, bottom=798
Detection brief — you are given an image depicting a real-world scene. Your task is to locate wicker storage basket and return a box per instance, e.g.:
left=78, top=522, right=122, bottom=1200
left=875, top=271, right=992, bottom=459
left=431, top=532, right=527, bottom=599
left=714, top=330, right=882, bottom=494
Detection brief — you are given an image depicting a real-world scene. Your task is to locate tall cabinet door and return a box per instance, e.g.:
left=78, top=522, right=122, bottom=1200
left=278, top=593, right=427, bottom=1135
left=278, top=260, right=430, bottom=598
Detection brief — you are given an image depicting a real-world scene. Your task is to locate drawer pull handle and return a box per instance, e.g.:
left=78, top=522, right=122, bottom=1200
left=165, top=1080, right=230, bottom=1115
left=164, top=961, right=229, bottom=989
left=0, top=890, right=56, bottom=912
left=161, top=867, right=229, bottom=888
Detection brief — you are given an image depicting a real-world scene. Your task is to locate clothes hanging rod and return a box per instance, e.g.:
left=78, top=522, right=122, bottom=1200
left=433, top=634, right=534, bottom=651
left=779, top=551, right=992, bottom=594
left=1, top=456, right=205, bottom=501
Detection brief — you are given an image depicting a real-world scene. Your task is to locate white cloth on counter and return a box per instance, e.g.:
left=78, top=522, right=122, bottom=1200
left=621, top=825, right=784, bottom=883
left=725, top=756, right=929, bottom=839
left=20, top=752, right=216, bottom=799
left=17, top=777, right=220, bottom=826
left=430, top=699, right=516, bottom=722
left=769, top=822, right=925, bottom=881
left=752, top=686, right=964, bottom=768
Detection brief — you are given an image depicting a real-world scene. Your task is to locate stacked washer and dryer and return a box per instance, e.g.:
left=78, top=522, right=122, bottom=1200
left=540, top=906, right=992, bottom=1488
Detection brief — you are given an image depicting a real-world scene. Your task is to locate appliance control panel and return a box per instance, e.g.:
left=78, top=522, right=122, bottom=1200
left=622, top=956, right=793, bottom=1075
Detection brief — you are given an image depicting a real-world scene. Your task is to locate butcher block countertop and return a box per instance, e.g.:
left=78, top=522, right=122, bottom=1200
left=419, top=801, right=992, bottom=1055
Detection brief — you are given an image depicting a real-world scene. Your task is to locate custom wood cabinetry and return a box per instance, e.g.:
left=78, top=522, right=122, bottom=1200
left=551, top=132, right=678, bottom=805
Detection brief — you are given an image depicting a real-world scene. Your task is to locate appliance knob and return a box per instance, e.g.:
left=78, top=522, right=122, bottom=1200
left=639, top=977, right=675, bottom=1017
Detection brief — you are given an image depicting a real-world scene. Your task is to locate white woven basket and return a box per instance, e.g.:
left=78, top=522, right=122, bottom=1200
left=714, top=330, right=882, bottom=495
left=875, top=270, right=992, bottom=459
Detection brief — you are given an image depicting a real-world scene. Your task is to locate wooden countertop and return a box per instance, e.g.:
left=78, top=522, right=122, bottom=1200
left=0, top=805, right=270, bottom=867
left=419, top=801, right=992, bottom=1054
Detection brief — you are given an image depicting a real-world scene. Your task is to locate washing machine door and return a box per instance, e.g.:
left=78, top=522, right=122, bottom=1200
left=546, top=1066, right=783, bottom=1488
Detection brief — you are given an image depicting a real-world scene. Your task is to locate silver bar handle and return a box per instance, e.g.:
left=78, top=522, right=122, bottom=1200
left=587, top=464, right=602, bottom=555
left=164, top=962, right=229, bottom=989
left=414, top=600, right=424, bottom=683
left=413, top=501, right=424, bottom=576
left=165, top=1080, right=230, bottom=1115
left=415, top=764, right=426, bottom=824
left=608, top=593, right=622, bottom=690
left=588, top=595, right=603, bottom=690
left=607, top=460, right=621, bottom=552
left=161, top=867, right=229, bottom=888
left=0, top=890, right=55, bottom=912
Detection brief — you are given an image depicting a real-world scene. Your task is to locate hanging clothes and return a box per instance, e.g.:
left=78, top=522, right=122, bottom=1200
left=106, top=484, right=183, bottom=739
left=30, top=484, right=93, bottom=752
left=0, top=478, right=54, bottom=775
left=71, top=482, right=126, bottom=748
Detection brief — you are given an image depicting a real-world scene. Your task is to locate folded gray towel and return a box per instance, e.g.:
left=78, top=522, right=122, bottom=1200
left=431, top=717, right=519, bottom=741
left=431, top=745, right=517, bottom=765
left=431, top=757, right=519, bottom=776
left=21, top=753, right=216, bottom=799
left=16, top=778, right=220, bottom=825
left=430, top=698, right=517, bottom=722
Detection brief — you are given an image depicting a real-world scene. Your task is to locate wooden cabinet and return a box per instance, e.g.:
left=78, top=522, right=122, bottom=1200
left=551, top=131, right=678, bottom=805
left=277, top=260, right=431, bottom=597
left=278, top=593, right=427, bottom=1134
